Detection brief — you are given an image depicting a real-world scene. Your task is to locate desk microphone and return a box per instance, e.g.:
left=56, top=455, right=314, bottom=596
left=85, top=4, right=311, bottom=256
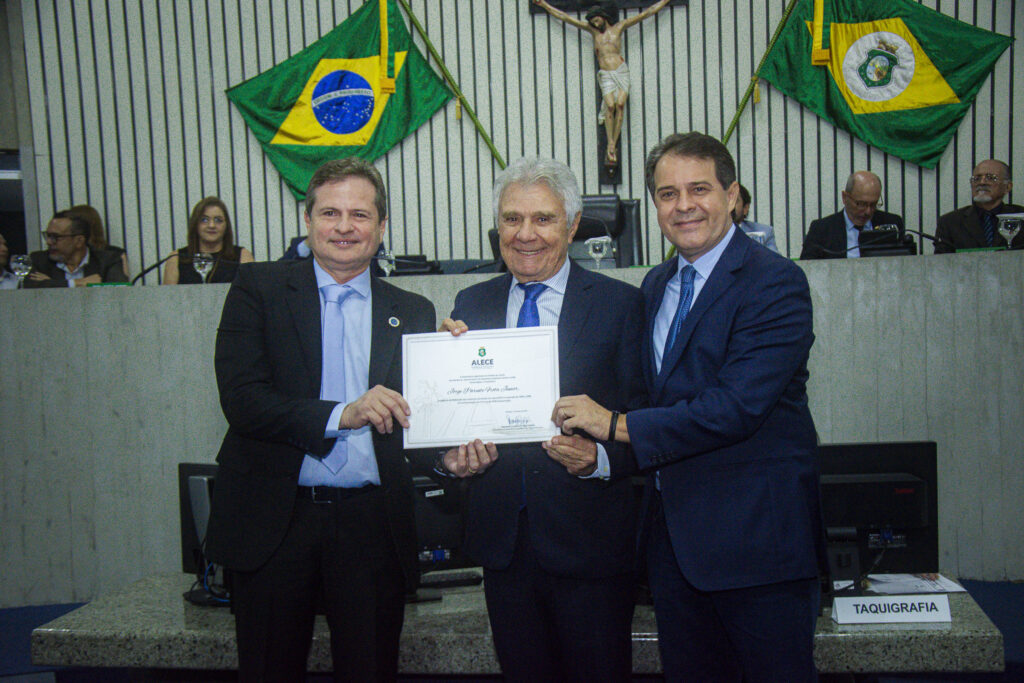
left=902, top=228, right=956, bottom=251
left=130, top=253, right=242, bottom=285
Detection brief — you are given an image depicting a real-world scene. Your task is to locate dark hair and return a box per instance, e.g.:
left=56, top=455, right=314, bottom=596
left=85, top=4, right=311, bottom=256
left=585, top=2, right=618, bottom=26
left=738, top=184, right=751, bottom=206
left=187, top=196, right=236, bottom=260
left=644, top=132, right=737, bottom=198
left=52, top=210, right=92, bottom=238
left=304, top=157, right=388, bottom=221
left=66, top=205, right=107, bottom=249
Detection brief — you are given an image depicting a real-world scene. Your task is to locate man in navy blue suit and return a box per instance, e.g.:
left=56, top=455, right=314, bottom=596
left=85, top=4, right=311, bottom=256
left=435, top=156, right=645, bottom=682
left=555, top=132, right=823, bottom=682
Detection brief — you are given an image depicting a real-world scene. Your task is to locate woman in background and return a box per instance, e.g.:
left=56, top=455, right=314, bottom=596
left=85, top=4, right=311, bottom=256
left=0, top=233, right=18, bottom=289
left=163, top=197, right=253, bottom=285
left=67, top=204, right=129, bottom=275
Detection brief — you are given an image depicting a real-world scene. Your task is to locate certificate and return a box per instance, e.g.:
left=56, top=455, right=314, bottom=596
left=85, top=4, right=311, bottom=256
left=402, top=326, right=560, bottom=448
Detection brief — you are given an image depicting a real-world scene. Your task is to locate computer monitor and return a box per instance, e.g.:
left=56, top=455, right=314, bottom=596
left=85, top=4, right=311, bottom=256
left=817, top=441, right=938, bottom=582
left=178, top=463, right=219, bottom=576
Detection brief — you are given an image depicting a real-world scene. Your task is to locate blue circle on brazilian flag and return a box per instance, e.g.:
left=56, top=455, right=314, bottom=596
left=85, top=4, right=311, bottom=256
left=311, top=71, right=375, bottom=135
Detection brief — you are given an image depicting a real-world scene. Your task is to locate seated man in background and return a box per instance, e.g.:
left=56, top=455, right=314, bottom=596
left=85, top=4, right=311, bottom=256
left=800, top=170, right=904, bottom=259
left=25, top=210, right=128, bottom=287
left=733, top=184, right=779, bottom=253
left=936, top=159, right=1023, bottom=252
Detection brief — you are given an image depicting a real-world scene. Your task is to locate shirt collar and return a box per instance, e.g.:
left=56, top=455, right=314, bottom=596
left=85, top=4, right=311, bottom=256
left=844, top=210, right=870, bottom=232
left=677, top=224, right=735, bottom=282
left=507, top=257, right=571, bottom=297
left=57, top=247, right=90, bottom=275
left=313, top=259, right=371, bottom=299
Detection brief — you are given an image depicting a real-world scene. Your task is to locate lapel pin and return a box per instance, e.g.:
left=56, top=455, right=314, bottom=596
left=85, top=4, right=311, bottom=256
left=388, top=316, right=400, bottom=328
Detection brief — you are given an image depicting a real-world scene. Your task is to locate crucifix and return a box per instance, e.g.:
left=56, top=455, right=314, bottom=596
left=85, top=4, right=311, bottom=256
left=533, top=0, right=672, bottom=181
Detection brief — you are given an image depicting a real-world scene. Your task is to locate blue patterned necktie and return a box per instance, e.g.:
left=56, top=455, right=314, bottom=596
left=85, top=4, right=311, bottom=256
left=983, top=211, right=996, bottom=247
left=517, top=283, right=546, bottom=327
left=320, top=283, right=355, bottom=473
left=665, top=265, right=696, bottom=353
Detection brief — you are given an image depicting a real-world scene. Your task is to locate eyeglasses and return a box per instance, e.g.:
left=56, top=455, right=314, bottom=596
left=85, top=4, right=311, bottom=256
left=970, top=173, right=1008, bottom=185
left=41, top=231, right=81, bottom=243
left=844, top=197, right=881, bottom=211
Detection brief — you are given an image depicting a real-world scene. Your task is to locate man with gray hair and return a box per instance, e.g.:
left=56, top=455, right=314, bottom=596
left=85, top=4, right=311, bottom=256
left=936, top=159, right=1023, bottom=252
left=433, top=156, right=645, bottom=682
left=801, top=170, right=904, bottom=259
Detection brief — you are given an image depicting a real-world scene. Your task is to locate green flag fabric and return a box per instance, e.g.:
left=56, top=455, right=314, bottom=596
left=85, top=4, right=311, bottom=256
left=759, top=0, right=1012, bottom=168
left=227, top=0, right=452, bottom=199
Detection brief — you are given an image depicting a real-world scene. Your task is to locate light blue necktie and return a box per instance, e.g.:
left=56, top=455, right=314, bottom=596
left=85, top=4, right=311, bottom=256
left=664, top=265, right=696, bottom=353
left=320, top=283, right=355, bottom=473
left=517, top=283, right=546, bottom=327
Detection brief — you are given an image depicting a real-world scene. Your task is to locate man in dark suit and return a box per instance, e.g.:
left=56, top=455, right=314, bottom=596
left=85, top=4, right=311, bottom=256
left=25, top=210, right=128, bottom=287
left=205, top=158, right=435, bottom=682
left=800, top=170, right=904, bottom=259
left=435, top=157, right=645, bottom=682
left=936, top=159, right=1024, bottom=252
left=555, top=133, right=823, bottom=682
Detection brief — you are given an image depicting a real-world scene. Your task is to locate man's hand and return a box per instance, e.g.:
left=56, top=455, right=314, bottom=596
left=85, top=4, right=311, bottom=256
left=543, top=434, right=598, bottom=476
left=552, top=394, right=613, bottom=441
left=73, top=274, right=102, bottom=287
left=438, top=318, right=469, bottom=336
left=441, top=439, right=498, bottom=477
left=27, top=271, right=49, bottom=282
left=340, top=385, right=411, bottom=434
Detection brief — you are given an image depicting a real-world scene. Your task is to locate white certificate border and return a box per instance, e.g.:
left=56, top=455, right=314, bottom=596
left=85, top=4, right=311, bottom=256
left=402, top=326, right=560, bottom=448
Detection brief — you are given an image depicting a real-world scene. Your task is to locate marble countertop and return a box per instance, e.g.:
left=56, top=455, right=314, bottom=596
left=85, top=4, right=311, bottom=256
left=32, top=573, right=1003, bottom=674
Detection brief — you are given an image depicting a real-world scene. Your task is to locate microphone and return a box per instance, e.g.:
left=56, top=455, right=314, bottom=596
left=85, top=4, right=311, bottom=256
left=130, top=252, right=178, bottom=285
left=902, top=228, right=955, bottom=251
left=130, top=252, right=242, bottom=285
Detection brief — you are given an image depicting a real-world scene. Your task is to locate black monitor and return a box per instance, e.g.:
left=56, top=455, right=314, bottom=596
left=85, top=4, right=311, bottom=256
left=177, top=462, right=218, bottom=576
left=859, top=224, right=918, bottom=257
left=817, top=442, right=938, bottom=582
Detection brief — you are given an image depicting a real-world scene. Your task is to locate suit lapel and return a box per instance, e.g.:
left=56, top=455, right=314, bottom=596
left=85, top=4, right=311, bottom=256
left=284, top=260, right=323, bottom=398
left=654, top=231, right=748, bottom=400
left=478, top=274, right=514, bottom=330
left=369, top=276, right=402, bottom=388
left=557, top=262, right=595, bottom=375
left=644, top=259, right=676, bottom=391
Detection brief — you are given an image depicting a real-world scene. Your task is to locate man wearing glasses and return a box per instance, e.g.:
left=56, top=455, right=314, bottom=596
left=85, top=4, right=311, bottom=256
left=936, top=159, right=1023, bottom=253
left=25, top=210, right=128, bottom=287
left=800, top=170, right=905, bottom=259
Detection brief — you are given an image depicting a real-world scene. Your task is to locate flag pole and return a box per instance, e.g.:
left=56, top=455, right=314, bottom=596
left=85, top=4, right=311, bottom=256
left=667, top=0, right=800, bottom=261
left=721, top=0, right=801, bottom=146
left=395, top=0, right=507, bottom=169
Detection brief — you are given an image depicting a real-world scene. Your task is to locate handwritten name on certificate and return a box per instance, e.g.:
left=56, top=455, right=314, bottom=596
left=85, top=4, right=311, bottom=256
left=402, top=327, right=561, bottom=448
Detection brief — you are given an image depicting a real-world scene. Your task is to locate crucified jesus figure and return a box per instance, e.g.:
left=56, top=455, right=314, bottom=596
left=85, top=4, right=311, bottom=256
left=534, top=0, right=671, bottom=169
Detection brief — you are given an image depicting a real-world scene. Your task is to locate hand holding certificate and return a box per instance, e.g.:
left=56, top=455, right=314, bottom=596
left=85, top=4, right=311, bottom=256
left=402, top=327, right=561, bottom=448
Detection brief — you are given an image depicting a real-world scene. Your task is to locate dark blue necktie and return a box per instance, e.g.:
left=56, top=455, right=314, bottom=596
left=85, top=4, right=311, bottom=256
left=516, top=283, right=546, bottom=327
left=664, top=266, right=696, bottom=352
left=983, top=211, right=996, bottom=247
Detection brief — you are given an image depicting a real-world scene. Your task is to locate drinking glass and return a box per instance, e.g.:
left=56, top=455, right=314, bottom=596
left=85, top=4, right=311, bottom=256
left=193, top=253, right=214, bottom=282
left=997, top=214, right=1022, bottom=249
left=11, top=254, right=31, bottom=288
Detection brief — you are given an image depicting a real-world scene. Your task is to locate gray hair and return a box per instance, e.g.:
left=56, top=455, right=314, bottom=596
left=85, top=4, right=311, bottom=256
left=492, top=157, right=582, bottom=226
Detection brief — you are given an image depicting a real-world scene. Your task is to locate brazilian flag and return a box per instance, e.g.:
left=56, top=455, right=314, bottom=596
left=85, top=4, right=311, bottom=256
left=227, top=0, right=452, bottom=199
left=759, top=0, right=1012, bottom=168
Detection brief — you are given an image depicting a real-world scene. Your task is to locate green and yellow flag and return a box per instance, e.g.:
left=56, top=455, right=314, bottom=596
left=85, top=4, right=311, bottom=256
left=227, top=0, right=452, bottom=199
left=759, top=0, right=1012, bottom=168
